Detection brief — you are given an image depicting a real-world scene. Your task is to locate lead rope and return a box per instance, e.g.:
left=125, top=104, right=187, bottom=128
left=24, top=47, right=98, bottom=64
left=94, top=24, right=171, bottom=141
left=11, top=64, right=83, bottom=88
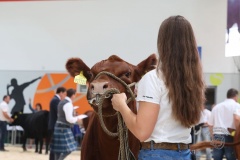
left=93, top=71, right=136, bottom=160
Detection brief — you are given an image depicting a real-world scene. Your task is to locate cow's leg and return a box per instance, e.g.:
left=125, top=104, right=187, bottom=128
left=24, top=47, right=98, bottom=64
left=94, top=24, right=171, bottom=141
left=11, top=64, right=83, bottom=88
left=22, top=135, right=27, bottom=151
left=45, top=137, right=50, bottom=155
left=35, top=138, right=39, bottom=153
left=39, top=138, right=43, bottom=154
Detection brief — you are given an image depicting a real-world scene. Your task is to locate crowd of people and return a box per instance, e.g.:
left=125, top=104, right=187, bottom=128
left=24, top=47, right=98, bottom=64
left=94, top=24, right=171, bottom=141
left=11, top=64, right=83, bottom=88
left=194, top=88, right=240, bottom=160
left=0, top=87, right=85, bottom=160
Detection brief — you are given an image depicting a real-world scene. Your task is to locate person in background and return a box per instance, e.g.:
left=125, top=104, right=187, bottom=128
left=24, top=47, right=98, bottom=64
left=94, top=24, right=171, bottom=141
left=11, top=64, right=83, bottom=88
left=50, top=88, right=82, bottom=160
left=0, top=95, right=14, bottom=151
left=28, top=98, right=43, bottom=149
left=71, top=109, right=83, bottom=148
left=48, top=87, right=66, bottom=160
left=29, top=98, right=42, bottom=113
left=195, top=106, right=212, bottom=160
left=112, top=15, right=205, bottom=159
left=208, top=88, right=240, bottom=160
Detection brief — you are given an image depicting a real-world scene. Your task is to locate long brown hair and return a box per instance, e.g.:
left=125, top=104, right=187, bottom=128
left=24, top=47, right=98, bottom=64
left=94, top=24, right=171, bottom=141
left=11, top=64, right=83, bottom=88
left=157, top=15, right=205, bottom=128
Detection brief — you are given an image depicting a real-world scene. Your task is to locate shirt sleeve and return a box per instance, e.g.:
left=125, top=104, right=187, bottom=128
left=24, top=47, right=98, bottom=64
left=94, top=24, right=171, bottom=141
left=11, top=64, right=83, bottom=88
left=63, top=102, right=78, bottom=123
left=234, top=105, right=240, bottom=116
left=206, top=110, right=212, bottom=123
left=208, top=109, right=214, bottom=126
left=1, top=104, right=8, bottom=112
left=136, top=71, right=161, bottom=105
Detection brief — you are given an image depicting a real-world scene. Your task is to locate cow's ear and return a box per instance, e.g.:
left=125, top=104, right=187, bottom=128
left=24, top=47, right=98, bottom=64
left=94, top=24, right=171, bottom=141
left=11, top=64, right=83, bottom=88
left=66, top=58, right=91, bottom=80
left=137, top=54, right=157, bottom=76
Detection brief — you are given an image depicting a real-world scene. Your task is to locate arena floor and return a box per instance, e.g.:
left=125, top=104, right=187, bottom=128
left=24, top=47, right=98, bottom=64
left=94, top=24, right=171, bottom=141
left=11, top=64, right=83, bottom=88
left=0, top=144, right=80, bottom=160
left=0, top=144, right=225, bottom=160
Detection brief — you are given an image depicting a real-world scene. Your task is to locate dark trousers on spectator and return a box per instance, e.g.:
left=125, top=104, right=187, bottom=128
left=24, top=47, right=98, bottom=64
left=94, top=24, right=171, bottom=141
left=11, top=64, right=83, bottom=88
left=213, top=134, right=236, bottom=160
left=49, top=129, right=55, bottom=160
left=0, top=121, right=7, bottom=150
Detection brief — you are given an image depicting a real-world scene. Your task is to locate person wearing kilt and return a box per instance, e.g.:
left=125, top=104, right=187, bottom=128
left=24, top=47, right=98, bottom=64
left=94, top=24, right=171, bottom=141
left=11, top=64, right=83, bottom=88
left=51, top=88, right=82, bottom=160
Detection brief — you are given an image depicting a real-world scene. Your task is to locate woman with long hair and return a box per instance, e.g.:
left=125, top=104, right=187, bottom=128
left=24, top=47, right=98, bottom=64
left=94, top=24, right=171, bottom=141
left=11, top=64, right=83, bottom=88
left=111, top=15, right=205, bottom=159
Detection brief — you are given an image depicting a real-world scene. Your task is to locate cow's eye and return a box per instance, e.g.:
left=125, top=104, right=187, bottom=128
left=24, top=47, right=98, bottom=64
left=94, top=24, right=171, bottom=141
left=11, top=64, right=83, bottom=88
left=87, top=71, right=93, bottom=79
left=125, top=72, right=131, bottom=78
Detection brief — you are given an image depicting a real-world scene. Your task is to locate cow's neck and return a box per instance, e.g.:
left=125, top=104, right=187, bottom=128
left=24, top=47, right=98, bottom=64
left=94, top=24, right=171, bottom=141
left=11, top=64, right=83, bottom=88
left=97, top=100, right=136, bottom=136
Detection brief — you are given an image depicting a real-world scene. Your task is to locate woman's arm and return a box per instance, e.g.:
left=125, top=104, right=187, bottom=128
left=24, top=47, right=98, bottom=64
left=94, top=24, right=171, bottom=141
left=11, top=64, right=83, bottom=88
left=112, top=93, right=159, bottom=142
left=28, top=98, right=35, bottom=113
left=234, top=114, right=240, bottom=129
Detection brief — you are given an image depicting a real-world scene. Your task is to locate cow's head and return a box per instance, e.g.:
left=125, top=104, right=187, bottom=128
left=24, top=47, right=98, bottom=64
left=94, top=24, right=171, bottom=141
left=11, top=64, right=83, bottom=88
left=10, top=112, right=23, bottom=126
left=66, top=54, right=157, bottom=114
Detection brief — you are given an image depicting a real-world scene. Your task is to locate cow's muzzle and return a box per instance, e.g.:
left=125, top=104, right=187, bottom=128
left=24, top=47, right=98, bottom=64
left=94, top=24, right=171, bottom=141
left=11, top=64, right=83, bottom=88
left=88, top=90, right=113, bottom=106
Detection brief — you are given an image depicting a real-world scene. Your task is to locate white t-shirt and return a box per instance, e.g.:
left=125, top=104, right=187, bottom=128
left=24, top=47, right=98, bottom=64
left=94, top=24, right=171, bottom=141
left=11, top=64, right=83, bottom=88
left=208, top=99, right=240, bottom=135
left=63, top=97, right=79, bottom=124
left=0, top=101, right=10, bottom=121
left=136, top=69, right=191, bottom=144
left=198, top=109, right=211, bottom=125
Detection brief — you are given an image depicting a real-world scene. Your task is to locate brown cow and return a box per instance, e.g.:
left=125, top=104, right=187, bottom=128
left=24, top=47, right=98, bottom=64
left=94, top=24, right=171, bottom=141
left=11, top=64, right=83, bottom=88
left=82, top=110, right=94, bottom=131
left=66, top=54, right=157, bottom=160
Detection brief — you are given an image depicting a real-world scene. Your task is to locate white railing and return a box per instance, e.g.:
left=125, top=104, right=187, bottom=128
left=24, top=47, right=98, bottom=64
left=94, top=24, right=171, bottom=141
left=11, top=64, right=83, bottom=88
left=6, top=125, right=24, bottom=145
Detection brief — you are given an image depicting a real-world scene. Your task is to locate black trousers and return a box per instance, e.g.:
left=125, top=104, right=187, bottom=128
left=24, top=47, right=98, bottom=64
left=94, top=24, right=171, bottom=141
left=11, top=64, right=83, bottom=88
left=0, top=121, right=7, bottom=150
left=49, top=129, right=54, bottom=160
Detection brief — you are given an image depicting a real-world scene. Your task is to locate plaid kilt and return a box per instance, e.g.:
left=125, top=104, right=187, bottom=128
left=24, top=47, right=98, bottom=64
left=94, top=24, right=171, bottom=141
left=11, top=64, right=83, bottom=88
left=50, top=123, right=77, bottom=153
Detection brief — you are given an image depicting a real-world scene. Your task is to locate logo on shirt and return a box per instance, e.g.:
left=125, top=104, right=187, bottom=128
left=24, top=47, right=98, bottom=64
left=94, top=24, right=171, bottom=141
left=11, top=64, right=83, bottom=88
left=142, top=95, right=153, bottom=99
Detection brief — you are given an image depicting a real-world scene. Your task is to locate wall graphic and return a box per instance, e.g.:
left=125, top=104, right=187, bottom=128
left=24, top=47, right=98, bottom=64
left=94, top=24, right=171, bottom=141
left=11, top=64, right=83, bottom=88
left=34, top=73, right=92, bottom=114
left=7, top=76, right=41, bottom=114
left=0, top=71, right=92, bottom=115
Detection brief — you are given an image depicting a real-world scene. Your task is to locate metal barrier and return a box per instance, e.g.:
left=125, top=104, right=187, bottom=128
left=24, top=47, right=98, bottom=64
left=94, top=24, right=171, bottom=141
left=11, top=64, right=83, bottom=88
left=6, top=125, right=24, bottom=145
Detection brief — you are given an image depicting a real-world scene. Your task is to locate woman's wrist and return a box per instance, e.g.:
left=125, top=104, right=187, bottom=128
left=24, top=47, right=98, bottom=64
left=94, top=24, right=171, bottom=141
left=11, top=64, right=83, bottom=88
left=118, top=101, right=128, bottom=113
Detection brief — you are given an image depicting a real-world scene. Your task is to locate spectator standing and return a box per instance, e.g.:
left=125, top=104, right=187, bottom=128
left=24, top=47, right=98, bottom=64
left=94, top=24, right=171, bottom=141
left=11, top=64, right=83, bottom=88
left=196, top=106, right=212, bottom=160
left=28, top=98, right=43, bottom=149
left=48, top=87, right=66, bottom=160
left=208, top=88, right=240, bottom=160
left=29, top=98, right=42, bottom=113
left=51, top=88, right=82, bottom=160
left=111, top=15, right=205, bottom=159
left=0, top=95, right=14, bottom=151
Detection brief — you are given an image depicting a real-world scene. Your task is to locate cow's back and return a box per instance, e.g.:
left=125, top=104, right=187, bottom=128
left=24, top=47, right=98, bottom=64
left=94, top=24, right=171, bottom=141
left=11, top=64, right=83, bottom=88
left=24, top=111, right=49, bottom=138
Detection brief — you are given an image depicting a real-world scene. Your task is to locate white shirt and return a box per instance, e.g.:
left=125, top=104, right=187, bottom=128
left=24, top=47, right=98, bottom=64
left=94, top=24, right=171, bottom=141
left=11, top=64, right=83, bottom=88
left=0, top=101, right=10, bottom=121
left=56, top=94, right=61, bottom=100
left=63, top=97, right=78, bottom=124
left=208, top=99, right=240, bottom=134
left=198, top=109, right=211, bottom=125
left=136, top=69, right=191, bottom=144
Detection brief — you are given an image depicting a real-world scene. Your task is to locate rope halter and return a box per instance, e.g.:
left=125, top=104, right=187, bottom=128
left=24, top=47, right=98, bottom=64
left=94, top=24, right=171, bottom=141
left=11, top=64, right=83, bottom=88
left=87, top=71, right=137, bottom=160
left=88, top=71, right=136, bottom=107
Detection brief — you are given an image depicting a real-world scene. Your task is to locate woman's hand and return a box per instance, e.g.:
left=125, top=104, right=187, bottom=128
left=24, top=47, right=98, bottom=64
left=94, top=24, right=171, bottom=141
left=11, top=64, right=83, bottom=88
left=111, top=93, right=127, bottom=112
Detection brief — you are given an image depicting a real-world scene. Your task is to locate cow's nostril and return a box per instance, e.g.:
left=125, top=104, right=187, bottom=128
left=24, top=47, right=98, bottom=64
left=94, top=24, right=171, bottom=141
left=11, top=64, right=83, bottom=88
left=90, top=82, right=108, bottom=93
left=91, top=84, right=94, bottom=90
left=103, top=83, right=108, bottom=90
